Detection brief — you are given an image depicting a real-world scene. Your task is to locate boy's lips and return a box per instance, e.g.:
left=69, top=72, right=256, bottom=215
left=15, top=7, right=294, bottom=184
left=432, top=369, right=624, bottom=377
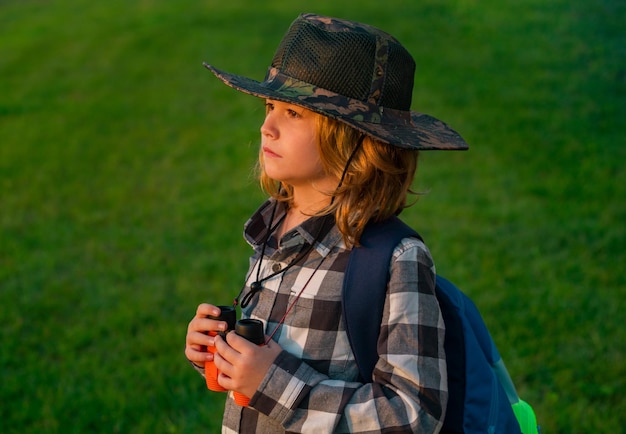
left=262, top=146, right=281, bottom=158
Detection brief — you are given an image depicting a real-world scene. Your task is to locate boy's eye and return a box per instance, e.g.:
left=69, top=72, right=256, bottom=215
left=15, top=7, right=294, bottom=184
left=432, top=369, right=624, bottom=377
left=264, top=101, right=302, bottom=118
left=287, top=109, right=300, bottom=118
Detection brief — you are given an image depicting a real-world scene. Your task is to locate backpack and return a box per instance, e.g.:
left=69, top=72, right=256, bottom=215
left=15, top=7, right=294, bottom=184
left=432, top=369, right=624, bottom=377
left=342, top=216, right=539, bottom=434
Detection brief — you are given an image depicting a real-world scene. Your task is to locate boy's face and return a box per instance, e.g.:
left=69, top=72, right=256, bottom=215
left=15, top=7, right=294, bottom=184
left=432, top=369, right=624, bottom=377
left=260, top=99, right=336, bottom=193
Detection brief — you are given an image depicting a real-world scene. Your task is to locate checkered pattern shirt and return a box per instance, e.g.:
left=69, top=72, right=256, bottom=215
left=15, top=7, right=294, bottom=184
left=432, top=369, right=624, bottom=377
left=204, top=199, right=447, bottom=433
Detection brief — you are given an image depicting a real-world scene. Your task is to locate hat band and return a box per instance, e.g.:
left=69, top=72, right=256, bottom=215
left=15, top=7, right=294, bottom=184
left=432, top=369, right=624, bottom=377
left=261, top=67, right=412, bottom=126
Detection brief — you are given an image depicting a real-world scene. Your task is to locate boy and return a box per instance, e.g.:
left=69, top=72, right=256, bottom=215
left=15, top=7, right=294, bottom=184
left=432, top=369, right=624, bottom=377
left=185, top=13, right=468, bottom=433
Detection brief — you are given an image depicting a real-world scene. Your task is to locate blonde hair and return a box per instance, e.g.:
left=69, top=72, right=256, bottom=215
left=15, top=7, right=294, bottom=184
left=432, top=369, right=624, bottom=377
left=259, top=112, right=419, bottom=246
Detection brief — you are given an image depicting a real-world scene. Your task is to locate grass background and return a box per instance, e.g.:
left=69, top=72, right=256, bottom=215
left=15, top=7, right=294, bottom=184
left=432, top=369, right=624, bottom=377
left=1, top=0, right=623, bottom=432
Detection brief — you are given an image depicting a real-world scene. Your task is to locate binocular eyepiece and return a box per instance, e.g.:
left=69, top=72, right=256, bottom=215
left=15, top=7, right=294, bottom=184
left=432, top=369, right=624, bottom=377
left=204, top=306, right=265, bottom=407
left=233, top=318, right=265, bottom=345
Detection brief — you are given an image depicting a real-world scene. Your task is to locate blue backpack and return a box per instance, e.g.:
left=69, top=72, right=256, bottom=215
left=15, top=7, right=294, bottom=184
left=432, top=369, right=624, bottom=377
left=342, top=217, right=539, bottom=434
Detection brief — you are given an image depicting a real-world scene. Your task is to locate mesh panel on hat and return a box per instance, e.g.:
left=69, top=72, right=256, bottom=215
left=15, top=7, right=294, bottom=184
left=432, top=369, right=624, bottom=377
left=380, top=43, right=415, bottom=110
left=271, top=20, right=376, bottom=101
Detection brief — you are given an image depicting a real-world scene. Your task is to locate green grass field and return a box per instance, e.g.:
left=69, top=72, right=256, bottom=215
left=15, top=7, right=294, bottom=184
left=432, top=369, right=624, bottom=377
left=1, top=0, right=624, bottom=432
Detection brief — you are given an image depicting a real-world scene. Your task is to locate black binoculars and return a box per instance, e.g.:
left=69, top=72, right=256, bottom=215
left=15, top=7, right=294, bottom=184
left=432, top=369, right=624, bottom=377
left=205, top=306, right=265, bottom=407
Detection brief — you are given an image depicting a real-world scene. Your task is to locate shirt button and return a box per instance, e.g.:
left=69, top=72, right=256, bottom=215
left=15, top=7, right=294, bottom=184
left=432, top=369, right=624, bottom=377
left=272, top=263, right=282, bottom=273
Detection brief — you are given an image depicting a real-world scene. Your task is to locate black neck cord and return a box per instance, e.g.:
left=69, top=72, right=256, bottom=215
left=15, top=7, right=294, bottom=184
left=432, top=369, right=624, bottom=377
left=333, top=135, right=364, bottom=204
left=236, top=201, right=326, bottom=309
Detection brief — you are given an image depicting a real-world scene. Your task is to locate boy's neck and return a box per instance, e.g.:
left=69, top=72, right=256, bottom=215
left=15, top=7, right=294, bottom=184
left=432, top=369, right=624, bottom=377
left=278, top=186, right=332, bottom=238
left=290, top=185, right=332, bottom=216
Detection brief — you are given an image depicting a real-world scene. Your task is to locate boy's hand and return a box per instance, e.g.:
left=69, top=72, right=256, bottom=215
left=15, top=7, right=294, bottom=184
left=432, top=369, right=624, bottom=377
left=213, top=332, right=282, bottom=399
left=184, top=303, right=230, bottom=367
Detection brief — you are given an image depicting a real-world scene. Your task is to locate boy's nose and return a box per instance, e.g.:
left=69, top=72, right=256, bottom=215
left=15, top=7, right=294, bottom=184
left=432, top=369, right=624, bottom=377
left=260, top=116, right=278, bottom=139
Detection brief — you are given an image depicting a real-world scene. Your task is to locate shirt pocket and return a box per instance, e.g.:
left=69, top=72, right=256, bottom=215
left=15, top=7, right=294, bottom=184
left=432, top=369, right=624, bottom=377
left=282, top=295, right=354, bottom=378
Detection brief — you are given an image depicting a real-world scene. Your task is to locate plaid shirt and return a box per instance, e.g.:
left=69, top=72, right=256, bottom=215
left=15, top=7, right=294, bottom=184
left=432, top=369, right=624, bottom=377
left=209, top=199, right=447, bottom=433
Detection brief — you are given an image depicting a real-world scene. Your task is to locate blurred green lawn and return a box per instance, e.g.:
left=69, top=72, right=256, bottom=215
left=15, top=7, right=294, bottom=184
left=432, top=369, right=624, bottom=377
left=1, top=0, right=624, bottom=432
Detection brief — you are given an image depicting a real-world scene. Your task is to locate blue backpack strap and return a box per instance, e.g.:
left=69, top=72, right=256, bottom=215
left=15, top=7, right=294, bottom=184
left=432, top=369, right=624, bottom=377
left=343, top=218, right=534, bottom=434
left=342, top=216, right=419, bottom=382
left=434, top=276, right=466, bottom=433
left=436, top=276, right=523, bottom=433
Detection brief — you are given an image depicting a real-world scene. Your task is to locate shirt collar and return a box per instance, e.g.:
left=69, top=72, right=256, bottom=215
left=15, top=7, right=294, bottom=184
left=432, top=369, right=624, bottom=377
left=244, top=198, right=344, bottom=258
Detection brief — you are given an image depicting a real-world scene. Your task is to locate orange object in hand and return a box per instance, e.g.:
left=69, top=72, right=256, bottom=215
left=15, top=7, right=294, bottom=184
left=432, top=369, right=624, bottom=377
left=205, top=306, right=237, bottom=392
left=205, top=331, right=227, bottom=391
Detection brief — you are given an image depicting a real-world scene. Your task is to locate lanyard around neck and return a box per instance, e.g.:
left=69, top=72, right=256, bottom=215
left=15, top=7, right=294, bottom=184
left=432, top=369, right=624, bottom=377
left=235, top=201, right=332, bottom=309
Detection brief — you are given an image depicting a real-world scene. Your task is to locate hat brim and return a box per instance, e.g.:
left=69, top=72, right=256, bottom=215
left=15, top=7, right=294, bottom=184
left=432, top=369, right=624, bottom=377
left=204, top=63, right=468, bottom=151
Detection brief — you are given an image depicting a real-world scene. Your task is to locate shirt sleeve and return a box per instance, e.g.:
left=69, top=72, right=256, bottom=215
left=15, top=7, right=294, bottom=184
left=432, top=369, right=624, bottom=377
left=248, top=237, right=448, bottom=433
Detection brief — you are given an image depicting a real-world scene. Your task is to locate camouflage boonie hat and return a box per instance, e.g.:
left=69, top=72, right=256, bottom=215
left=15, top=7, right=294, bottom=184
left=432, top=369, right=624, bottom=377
left=204, top=13, right=469, bottom=151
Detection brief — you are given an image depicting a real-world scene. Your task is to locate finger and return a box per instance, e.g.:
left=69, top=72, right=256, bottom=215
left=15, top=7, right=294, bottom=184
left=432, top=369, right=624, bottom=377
left=195, top=303, right=221, bottom=318
left=225, top=330, right=259, bottom=353
left=214, top=334, right=244, bottom=365
left=185, top=332, right=215, bottom=355
left=185, top=345, right=213, bottom=365
left=213, top=344, right=234, bottom=381
left=187, top=316, right=208, bottom=333
left=186, top=330, right=213, bottom=348
left=188, top=316, right=228, bottom=335
left=217, top=369, right=234, bottom=390
left=214, top=334, right=236, bottom=356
